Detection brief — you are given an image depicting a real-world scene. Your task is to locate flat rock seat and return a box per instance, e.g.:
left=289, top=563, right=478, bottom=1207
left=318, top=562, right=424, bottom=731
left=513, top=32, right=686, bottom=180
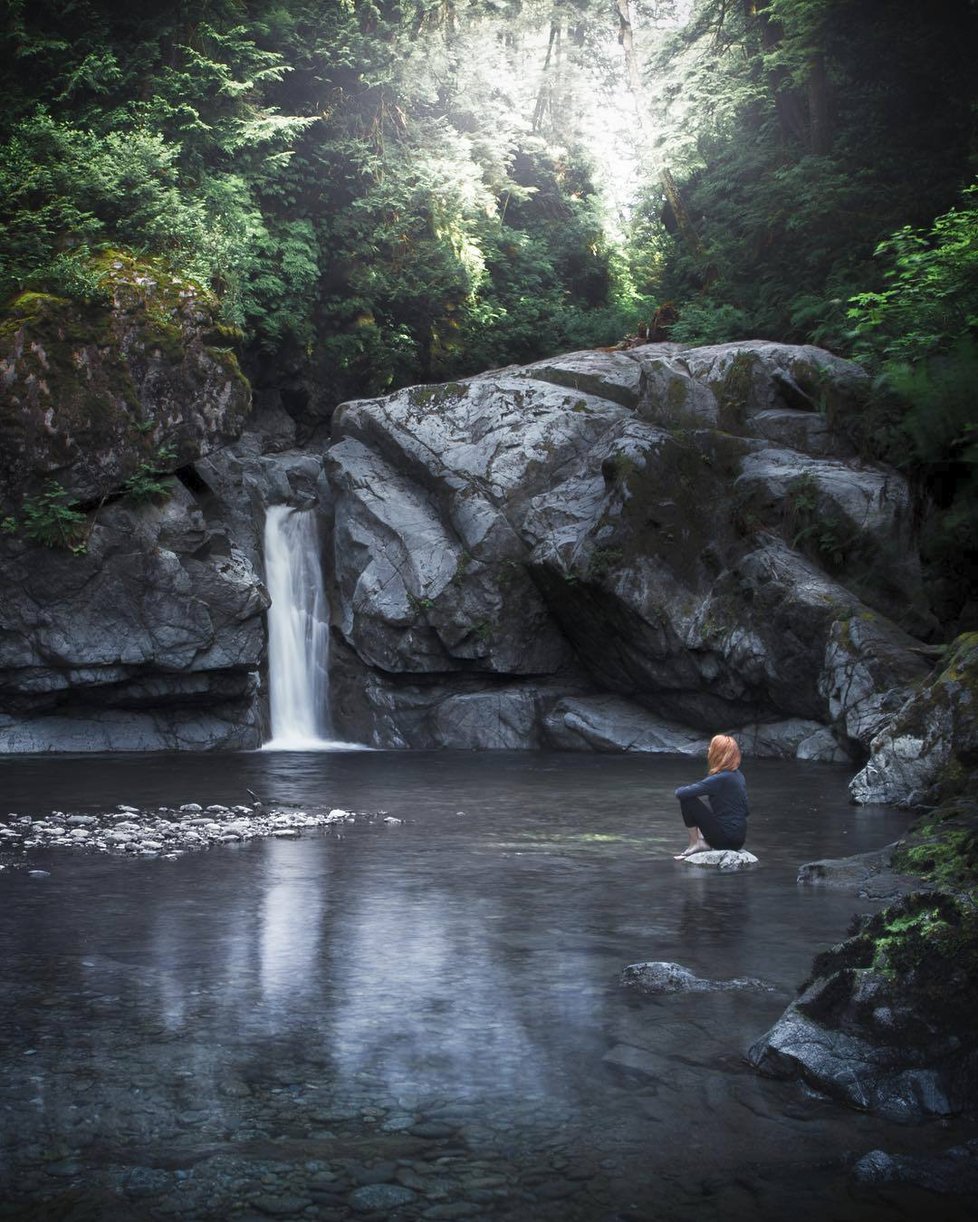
left=681, top=849, right=758, bottom=871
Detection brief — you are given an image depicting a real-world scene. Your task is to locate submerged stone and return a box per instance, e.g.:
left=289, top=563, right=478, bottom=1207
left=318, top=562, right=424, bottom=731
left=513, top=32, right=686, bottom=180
left=348, top=1183, right=416, bottom=1212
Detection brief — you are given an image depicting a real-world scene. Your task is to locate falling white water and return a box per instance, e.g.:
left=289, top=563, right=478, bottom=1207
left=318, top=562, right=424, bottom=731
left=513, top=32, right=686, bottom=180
left=262, top=504, right=338, bottom=750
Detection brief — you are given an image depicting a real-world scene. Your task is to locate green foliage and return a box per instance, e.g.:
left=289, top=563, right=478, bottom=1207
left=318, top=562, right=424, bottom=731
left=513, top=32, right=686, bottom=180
left=647, top=0, right=978, bottom=349
left=121, top=446, right=178, bottom=503
left=0, top=0, right=641, bottom=399
left=5, top=481, right=88, bottom=553
left=669, top=300, right=752, bottom=346
left=835, top=188, right=978, bottom=618
left=847, top=183, right=978, bottom=367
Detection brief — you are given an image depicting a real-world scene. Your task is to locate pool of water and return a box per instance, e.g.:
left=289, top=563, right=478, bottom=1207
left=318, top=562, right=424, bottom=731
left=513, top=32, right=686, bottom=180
left=0, top=751, right=973, bottom=1221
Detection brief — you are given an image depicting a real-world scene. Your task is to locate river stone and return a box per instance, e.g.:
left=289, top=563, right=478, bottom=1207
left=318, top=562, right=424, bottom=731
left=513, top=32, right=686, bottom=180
left=850, top=1141, right=978, bottom=1195
left=620, top=960, right=771, bottom=993
left=348, top=1183, right=416, bottom=1212
left=681, top=849, right=758, bottom=871
left=251, top=1193, right=315, bottom=1216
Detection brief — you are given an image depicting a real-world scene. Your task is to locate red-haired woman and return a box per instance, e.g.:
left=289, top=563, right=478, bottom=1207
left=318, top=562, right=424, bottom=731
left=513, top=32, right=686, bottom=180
left=674, top=735, right=749, bottom=859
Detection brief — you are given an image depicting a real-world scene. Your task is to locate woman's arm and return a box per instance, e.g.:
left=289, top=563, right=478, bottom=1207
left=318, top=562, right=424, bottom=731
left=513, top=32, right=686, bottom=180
left=674, top=774, right=721, bottom=799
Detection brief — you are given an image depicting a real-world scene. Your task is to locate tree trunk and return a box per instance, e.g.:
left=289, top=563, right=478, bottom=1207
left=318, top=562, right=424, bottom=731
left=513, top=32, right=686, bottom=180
left=532, top=15, right=561, bottom=132
left=807, top=52, right=832, bottom=155
left=747, top=0, right=831, bottom=153
left=614, top=0, right=705, bottom=260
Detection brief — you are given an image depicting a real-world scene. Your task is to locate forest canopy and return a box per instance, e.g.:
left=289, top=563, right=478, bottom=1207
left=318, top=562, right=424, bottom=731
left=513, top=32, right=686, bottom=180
left=2, top=0, right=977, bottom=598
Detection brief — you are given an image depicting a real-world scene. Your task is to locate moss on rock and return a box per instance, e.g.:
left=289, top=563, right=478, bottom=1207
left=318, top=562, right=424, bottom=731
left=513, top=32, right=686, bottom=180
left=0, top=250, right=251, bottom=515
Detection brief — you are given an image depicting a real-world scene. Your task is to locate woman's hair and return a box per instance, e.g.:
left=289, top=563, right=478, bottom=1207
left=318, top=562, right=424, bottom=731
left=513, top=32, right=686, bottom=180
left=707, top=734, right=741, bottom=774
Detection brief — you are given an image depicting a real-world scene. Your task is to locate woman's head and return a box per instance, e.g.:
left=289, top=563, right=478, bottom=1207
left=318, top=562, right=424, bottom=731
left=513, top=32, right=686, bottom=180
left=707, top=734, right=741, bottom=774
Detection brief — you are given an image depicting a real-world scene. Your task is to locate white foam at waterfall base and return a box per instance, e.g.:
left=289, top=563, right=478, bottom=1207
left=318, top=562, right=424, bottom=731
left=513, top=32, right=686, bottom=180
left=262, top=504, right=364, bottom=752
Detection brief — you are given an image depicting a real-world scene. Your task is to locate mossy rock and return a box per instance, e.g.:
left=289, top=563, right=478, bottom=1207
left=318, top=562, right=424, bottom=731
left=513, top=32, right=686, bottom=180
left=0, top=251, right=251, bottom=515
left=799, top=891, right=978, bottom=1036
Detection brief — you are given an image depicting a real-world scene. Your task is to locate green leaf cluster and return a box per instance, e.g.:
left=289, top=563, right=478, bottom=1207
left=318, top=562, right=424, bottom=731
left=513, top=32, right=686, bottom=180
left=2, top=480, right=88, bottom=553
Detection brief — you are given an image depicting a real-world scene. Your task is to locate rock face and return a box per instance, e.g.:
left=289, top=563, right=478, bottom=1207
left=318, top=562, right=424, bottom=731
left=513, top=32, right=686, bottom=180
left=0, top=260, right=272, bottom=752
left=0, top=255, right=250, bottom=513
left=326, top=340, right=934, bottom=751
left=849, top=632, right=978, bottom=806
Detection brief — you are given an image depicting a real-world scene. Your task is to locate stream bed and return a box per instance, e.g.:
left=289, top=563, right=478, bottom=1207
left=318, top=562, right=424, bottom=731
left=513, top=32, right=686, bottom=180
left=1, top=750, right=975, bottom=1221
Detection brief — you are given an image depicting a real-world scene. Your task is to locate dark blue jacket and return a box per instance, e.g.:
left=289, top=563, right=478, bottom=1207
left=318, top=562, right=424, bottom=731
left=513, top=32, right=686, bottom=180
left=675, top=769, right=749, bottom=839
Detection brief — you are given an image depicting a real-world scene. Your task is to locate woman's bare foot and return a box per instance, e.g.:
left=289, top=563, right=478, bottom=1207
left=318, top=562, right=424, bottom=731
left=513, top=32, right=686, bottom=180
left=674, top=837, right=711, bottom=859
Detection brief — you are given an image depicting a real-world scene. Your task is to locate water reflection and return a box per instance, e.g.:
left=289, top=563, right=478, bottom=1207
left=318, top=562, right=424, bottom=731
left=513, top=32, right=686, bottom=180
left=259, top=839, right=326, bottom=1005
left=326, top=882, right=552, bottom=1106
left=1, top=753, right=974, bottom=1222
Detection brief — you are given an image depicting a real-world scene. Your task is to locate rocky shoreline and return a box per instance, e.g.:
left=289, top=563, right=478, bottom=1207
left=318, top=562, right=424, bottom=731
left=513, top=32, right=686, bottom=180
left=0, top=802, right=401, bottom=870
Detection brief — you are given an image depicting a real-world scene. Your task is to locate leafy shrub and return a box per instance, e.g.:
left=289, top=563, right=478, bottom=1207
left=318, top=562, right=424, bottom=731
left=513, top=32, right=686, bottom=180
left=2, top=481, right=88, bottom=552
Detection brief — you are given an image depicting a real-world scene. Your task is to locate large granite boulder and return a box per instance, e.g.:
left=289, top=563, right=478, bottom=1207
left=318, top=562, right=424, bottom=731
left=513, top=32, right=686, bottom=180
left=326, top=341, right=934, bottom=750
left=0, top=259, right=269, bottom=752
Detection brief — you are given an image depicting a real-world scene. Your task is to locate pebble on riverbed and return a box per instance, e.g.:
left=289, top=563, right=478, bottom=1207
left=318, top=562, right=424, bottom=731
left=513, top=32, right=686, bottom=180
left=0, top=803, right=399, bottom=865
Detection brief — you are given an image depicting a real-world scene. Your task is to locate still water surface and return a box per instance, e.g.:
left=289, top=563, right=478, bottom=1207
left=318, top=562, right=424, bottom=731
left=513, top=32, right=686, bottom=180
left=0, top=751, right=973, bottom=1220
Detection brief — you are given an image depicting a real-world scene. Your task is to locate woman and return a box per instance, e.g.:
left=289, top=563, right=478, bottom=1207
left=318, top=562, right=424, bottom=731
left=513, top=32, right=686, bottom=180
left=674, top=734, right=748, bottom=859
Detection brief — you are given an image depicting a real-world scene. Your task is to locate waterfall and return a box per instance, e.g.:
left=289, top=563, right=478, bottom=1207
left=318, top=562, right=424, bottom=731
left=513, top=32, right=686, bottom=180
left=262, top=504, right=336, bottom=750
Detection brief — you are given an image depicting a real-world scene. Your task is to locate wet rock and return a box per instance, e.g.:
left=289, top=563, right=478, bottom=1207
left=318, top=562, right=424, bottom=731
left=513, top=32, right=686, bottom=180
left=747, top=1001, right=957, bottom=1120
left=747, top=892, right=978, bottom=1119
left=850, top=1140, right=978, bottom=1196
left=681, top=849, right=758, bottom=871
left=251, top=1192, right=315, bottom=1216
left=620, top=961, right=772, bottom=994
left=850, top=632, right=978, bottom=806
left=350, top=1161, right=398, bottom=1186
left=421, top=1202, right=484, bottom=1218
left=541, top=696, right=705, bottom=754
left=797, top=844, right=917, bottom=901
left=601, top=1044, right=663, bottom=1078
left=120, top=1166, right=173, bottom=1198
left=410, top=1120, right=460, bottom=1139
left=348, top=1182, right=416, bottom=1212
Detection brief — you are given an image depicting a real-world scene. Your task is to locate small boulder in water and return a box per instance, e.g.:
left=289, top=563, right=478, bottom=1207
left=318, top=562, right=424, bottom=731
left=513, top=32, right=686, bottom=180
left=620, top=960, right=773, bottom=994
left=681, top=849, right=758, bottom=871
